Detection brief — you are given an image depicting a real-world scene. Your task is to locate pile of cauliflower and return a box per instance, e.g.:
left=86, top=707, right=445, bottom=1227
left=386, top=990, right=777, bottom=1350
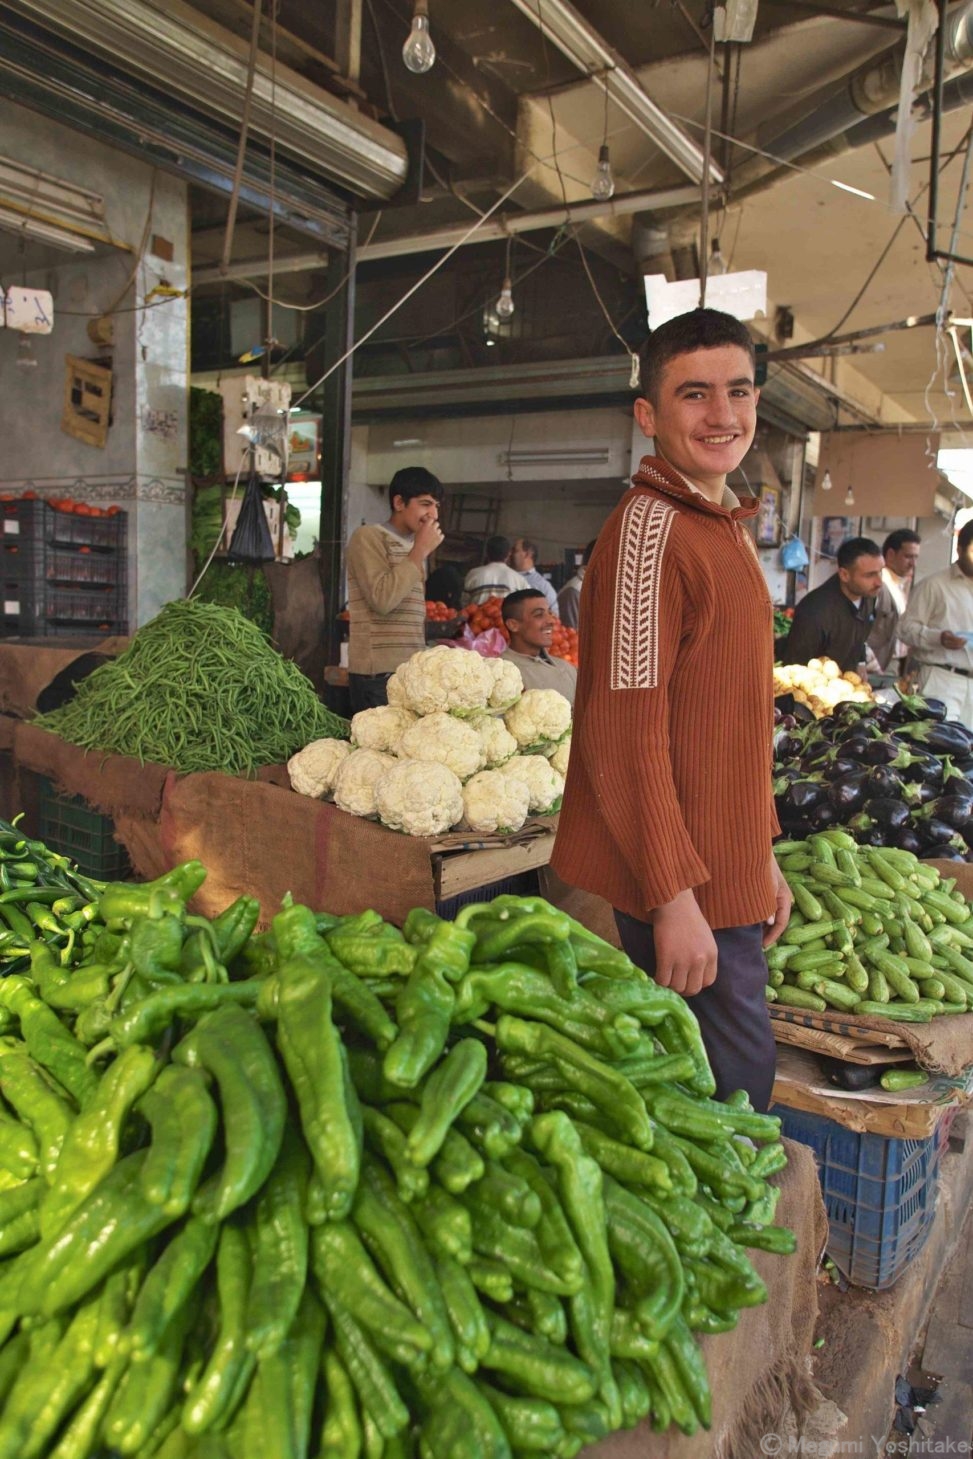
left=773, top=656, right=875, bottom=718
left=287, top=645, right=572, bottom=837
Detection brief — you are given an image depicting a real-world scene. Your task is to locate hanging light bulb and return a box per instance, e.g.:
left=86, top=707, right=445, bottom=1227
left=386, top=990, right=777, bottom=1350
left=820, top=469, right=833, bottom=492
left=15, top=334, right=37, bottom=370
left=844, top=483, right=856, bottom=508
left=495, top=277, right=515, bottom=321
left=709, top=238, right=728, bottom=276
left=590, top=144, right=615, bottom=202
left=402, top=0, right=436, bottom=73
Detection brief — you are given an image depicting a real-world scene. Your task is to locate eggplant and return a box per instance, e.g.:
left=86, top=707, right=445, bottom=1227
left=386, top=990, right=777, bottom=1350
left=780, top=779, right=827, bottom=815
left=826, top=770, right=869, bottom=816
left=887, top=692, right=949, bottom=725
left=860, top=797, right=911, bottom=832
left=920, top=842, right=967, bottom=861
left=922, top=795, right=973, bottom=832
left=914, top=816, right=961, bottom=849
left=773, top=732, right=805, bottom=762
left=897, top=719, right=973, bottom=757
left=894, top=826, right=924, bottom=855
left=839, top=736, right=876, bottom=764
left=823, top=756, right=861, bottom=781
left=806, top=800, right=839, bottom=831
left=865, top=767, right=905, bottom=800
left=902, top=780, right=937, bottom=809
left=772, top=766, right=805, bottom=786
left=888, top=747, right=943, bottom=786
left=861, top=735, right=908, bottom=766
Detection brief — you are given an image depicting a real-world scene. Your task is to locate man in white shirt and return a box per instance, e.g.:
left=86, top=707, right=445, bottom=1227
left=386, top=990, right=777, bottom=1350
left=463, top=535, right=529, bottom=605
left=899, top=519, right=973, bottom=727
left=556, top=539, right=595, bottom=629
left=501, top=590, right=577, bottom=706
left=509, top=538, right=558, bottom=612
left=868, top=529, right=921, bottom=671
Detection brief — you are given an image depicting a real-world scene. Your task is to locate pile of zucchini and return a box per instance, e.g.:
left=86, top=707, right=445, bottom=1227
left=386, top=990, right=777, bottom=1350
left=768, top=831, right=973, bottom=1022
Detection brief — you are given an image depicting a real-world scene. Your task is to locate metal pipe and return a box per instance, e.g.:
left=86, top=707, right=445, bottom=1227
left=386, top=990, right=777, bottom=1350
left=929, top=0, right=950, bottom=259
left=221, top=0, right=263, bottom=277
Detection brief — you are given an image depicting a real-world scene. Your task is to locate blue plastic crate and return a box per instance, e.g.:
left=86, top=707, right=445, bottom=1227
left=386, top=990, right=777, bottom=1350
left=436, top=870, right=539, bottom=921
left=772, top=1104, right=942, bottom=1290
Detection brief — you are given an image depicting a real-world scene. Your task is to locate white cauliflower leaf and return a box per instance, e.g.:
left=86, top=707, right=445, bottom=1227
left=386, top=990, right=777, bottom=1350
left=462, top=770, right=530, bottom=834
left=287, top=738, right=352, bottom=799
left=375, top=759, right=464, bottom=837
left=398, top=712, right=485, bottom=780
left=333, top=748, right=398, bottom=819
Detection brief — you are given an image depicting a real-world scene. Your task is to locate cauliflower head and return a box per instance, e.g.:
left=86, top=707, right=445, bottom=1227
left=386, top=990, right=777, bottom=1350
left=468, top=712, right=518, bottom=768
left=504, top=688, right=572, bottom=752
left=287, top=738, right=352, bottom=799
left=398, top=712, right=485, bottom=780
left=498, top=755, right=565, bottom=814
left=333, top=748, right=397, bottom=819
left=485, top=657, right=524, bottom=712
left=462, top=770, right=530, bottom=835
left=549, top=734, right=571, bottom=776
left=397, top=646, right=493, bottom=715
left=351, top=705, right=417, bottom=754
left=375, top=759, right=464, bottom=837
left=386, top=669, right=409, bottom=708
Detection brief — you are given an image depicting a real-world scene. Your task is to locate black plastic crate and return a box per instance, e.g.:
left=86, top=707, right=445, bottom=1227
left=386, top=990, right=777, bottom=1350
left=436, top=869, right=540, bottom=920
left=36, top=777, right=132, bottom=881
left=2, top=498, right=126, bottom=552
left=3, top=540, right=122, bottom=587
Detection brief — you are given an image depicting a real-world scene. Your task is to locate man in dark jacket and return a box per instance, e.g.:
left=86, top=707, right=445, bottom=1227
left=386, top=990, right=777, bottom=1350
left=782, top=537, right=884, bottom=672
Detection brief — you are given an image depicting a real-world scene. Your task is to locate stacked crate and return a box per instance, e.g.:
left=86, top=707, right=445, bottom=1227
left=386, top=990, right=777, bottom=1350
left=1, top=499, right=127, bottom=637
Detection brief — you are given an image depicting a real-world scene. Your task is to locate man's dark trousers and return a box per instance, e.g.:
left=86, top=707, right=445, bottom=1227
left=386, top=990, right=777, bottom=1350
left=348, top=672, right=392, bottom=715
left=613, top=915, right=776, bottom=1112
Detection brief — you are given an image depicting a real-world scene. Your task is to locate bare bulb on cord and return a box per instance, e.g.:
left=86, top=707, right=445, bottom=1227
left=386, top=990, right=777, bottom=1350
left=402, top=0, right=436, bottom=73
left=820, top=469, right=833, bottom=491
left=590, top=144, right=615, bottom=202
left=495, top=278, right=515, bottom=321
left=844, top=484, right=856, bottom=508
left=709, top=238, right=728, bottom=275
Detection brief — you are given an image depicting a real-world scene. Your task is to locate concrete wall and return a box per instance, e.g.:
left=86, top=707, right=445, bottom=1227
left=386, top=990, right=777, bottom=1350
left=0, top=102, right=189, bottom=625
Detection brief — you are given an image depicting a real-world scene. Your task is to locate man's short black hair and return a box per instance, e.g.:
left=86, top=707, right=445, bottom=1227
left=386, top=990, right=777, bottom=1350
left=882, top=528, right=921, bottom=555
left=502, top=588, right=547, bottom=621
left=388, top=466, right=444, bottom=511
left=581, top=538, right=597, bottom=566
left=639, top=309, right=756, bottom=404
left=958, top=519, right=973, bottom=554
left=837, top=536, right=882, bottom=569
left=486, top=534, right=511, bottom=562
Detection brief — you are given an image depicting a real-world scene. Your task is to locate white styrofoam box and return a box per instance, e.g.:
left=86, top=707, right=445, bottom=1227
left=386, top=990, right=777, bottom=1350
left=643, top=271, right=767, bottom=329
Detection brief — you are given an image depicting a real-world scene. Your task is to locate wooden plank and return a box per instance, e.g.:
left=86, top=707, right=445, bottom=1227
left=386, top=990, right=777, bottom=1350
left=436, top=832, right=556, bottom=900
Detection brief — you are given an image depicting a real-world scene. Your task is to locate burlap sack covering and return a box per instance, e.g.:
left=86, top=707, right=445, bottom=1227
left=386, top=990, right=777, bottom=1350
left=540, top=864, right=622, bottom=947
left=585, top=1139, right=826, bottom=1459
left=0, top=639, right=128, bottom=718
left=769, top=1005, right=973, bottom=1078
left=12, top=722, right=170, bottom=821
left=158, top=772, right=437, bottom=926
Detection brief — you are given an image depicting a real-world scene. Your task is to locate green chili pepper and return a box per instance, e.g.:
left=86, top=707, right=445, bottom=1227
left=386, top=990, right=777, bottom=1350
left=410, top=1182, right=473, bottom=1264
left=405, top=1038, right=487, bottom=1168
left=274, top=951, right=361, bottom=1222
left=361, top=1104, right=429, bottom=1204
left=40, top=1043, right=158, bottom=1238
left=383, top=956, right=456, bottom=1090
left=433, top=1252, right=490, bottom=1372
left=245, top=1286, right=326, bottom=1459
left=0, top=1046, right=75, bottom=1182
left=0, top=976, right=96, bottom=1107
left=127, top=1214, right=219, bottom=1360
left=481, top=1312, right=597, bottom=1405
left=102, top=1288, right=198, bottom=1455
left=310, top=1222, right=433, bottom=1366
left=243, top=1124, right=310, bottom=1361
left=46, top=1353, right=126, bottom=1459
left=98, top=862, right=207, bottom=926
left=137, top=1063, right=219, bottom=1217
left=324, top=1297, right=410, bottom=1441
left=182, top=1222, right=255, bottom=1435
left=318, top=1349, right=363, bottom=1458
left=104, top=978, right=264, bottom=1053
left=0, top=1108, right=39, bottom=1181
left=174, top=1004, right=286, bottom=1224
left=501, top=1147, right=584, bottom=1290
left=473, top=1159, right=541, bottom=1229
left=0, top=1288, right=102, bottom=1459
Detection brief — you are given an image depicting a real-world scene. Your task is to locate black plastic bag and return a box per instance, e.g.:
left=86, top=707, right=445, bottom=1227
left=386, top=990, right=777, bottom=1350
left=227, top=467, right=276, bottom=563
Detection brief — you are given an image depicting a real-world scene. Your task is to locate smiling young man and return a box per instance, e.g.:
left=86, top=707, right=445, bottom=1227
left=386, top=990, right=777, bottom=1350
left=551, top=308, right=791, bottom=1111
left=501, top=588, right=577, bottom=706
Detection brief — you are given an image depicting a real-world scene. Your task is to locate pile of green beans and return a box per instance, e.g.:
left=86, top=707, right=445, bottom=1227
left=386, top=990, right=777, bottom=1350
left=0, top=817, right=104, bottom=981
left=33, top=599, right=349, bottom=775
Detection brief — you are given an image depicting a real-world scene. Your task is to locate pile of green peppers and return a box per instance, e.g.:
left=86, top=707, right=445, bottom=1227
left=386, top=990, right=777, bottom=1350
left=0, top=824, right=796, bottom=1459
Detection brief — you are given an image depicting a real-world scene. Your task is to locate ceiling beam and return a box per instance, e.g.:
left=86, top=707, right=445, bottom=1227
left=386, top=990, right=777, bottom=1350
left=358, top=183, right=700, bottom=260
left=505, top=0, right=722, bottom=185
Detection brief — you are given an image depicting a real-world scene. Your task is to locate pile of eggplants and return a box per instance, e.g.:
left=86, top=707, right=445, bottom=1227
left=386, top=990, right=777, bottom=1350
left=773, top=692, right=973, bottom=861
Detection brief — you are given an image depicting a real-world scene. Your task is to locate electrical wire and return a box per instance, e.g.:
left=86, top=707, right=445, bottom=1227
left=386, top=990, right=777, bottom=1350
left=188, top=457, right=245, bottom=597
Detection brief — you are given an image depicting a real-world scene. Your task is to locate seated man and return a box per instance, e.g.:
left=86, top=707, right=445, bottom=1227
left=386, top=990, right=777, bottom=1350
left=501, top=588, right=577, bottom=707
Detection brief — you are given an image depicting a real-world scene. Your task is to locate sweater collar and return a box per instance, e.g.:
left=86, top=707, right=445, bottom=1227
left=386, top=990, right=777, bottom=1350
left=631, top=454, right=760, bottom=522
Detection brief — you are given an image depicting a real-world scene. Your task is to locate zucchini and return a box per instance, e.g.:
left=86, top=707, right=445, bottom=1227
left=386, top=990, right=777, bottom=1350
left=866, top=965, right=889, bottom=1003
left=857, top=876, right=896, bottom=902
left=816, top=830, right=858, bottom=851
left=879, top=1068, right=928, bottom=1091
left=773, top=840, right=810, bottom=857
left=834, top=850, right=862, bottom=886
left=833, top=886, right=881, bottom=912
left=865, top=852, right=906, bottom=893
left=867, top=951, right=920, bottom=1004
left=806, top=865, right=855, bottom=889
left=852, top=1001, right=934, bottom=1023
left=788, top=950, right=838, bottom=974
left=931, top=971, right=971, bottom=1006
left=773, top=987, right=827, bottom=1012
left=817, top=888, right=862, bottom=926
left=807, top=835, right=838, bottom=867
left=843, top=954, right=869, bottom=996
left=812, top=978, right=861, bottom=1012
left=779, top=854, right=813, bottom=874
left=901, top=918, right=934, bottom=963
left=790, top=883, right=825, bottom=923
left=764, top=986, right=778, bottom=1003
left=917, top=977, right=947, bottom=1002
left=923, top=890, right=972, bottom=927
left=829, top=924, right=855, bottom=956
left=782, top=920, right=840, bottom=948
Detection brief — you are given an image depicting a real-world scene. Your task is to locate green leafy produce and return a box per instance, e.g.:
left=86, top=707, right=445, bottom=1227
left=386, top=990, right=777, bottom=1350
left=33, top=599, right=348, bottom=774
left=0, top=830, right=797, bottom=1456
left=767, top=831, right=973, bottom=1020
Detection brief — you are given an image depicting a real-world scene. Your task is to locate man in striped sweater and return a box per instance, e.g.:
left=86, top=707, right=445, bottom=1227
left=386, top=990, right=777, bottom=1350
left=552, top=309, right=792, bottom=1110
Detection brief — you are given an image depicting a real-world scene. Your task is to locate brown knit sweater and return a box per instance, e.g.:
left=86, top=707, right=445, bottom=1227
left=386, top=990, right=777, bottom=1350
left=551, top=456, right=778, bottom=930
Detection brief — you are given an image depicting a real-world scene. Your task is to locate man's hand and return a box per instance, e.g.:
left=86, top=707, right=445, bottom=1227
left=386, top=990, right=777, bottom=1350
left=651, top=889, right=718, bottom=997
left=940, top=630, right=967, bottom=651
left=410, top=516, right=444, bottom=565
left=763, top=853, right=793, bottom=948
